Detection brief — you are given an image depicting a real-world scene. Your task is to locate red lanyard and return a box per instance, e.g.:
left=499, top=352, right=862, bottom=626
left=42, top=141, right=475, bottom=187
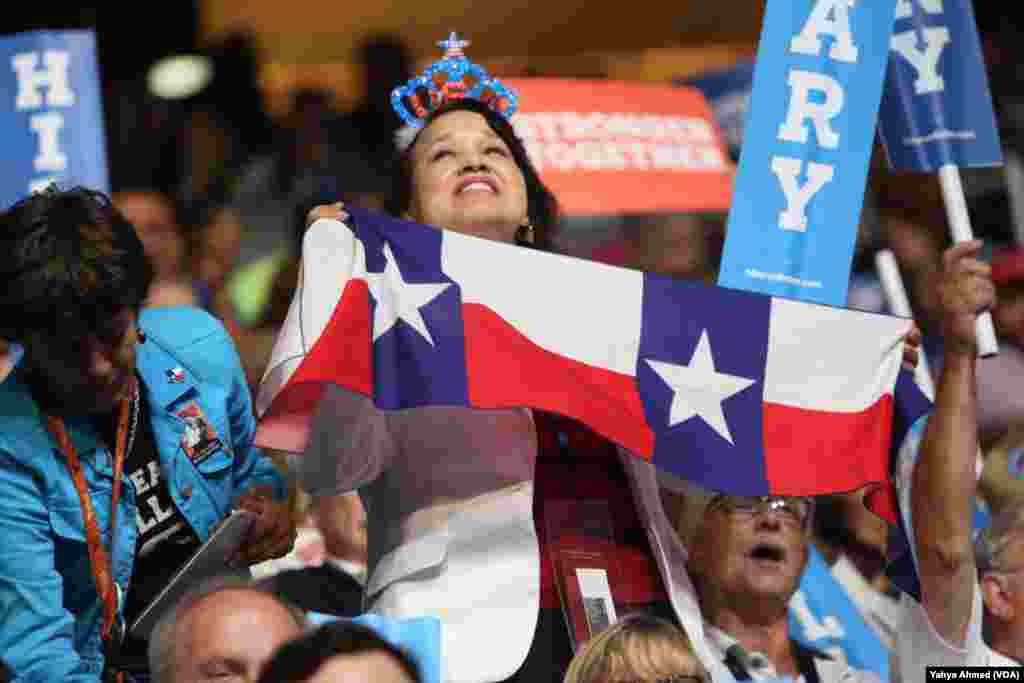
left=43, top=377, right=136, bottom=643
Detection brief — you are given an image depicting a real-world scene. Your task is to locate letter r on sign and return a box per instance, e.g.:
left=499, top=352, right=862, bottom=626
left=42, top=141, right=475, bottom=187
left=778, top=71, right=845, bottom=150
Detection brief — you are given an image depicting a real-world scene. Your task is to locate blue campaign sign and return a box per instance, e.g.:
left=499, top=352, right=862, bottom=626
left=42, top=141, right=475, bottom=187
left=790, top=546, right=890, bottom=679
left=681, top=61, right=756, bottom=158
left=878, top=0, right=1002, bottom=171
left=0, top=30, right=109, bottom=210
left=718, top=0, right=899, bottom=306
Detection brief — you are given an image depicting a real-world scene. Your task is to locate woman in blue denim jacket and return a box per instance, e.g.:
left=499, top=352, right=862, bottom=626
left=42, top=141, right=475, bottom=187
left=0, top=187, right=294, bottom=681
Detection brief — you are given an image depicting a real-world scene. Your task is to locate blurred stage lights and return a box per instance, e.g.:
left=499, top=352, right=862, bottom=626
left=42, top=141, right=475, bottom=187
left=147, top=54, right=214, bottom=100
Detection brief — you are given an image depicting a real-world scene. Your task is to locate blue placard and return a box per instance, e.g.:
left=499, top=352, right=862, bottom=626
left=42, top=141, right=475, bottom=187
left=680, top=61, right=756, bottom=158
left=718, top=0, right=899, bottom=306
left=0, top=30, right=109, bottom=210
left=878, top=0, right=1002, bottom=171
left=789, top=546, right=890, bottom=679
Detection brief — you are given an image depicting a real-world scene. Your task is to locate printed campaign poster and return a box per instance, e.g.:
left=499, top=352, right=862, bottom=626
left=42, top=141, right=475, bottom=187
left=878, top=0, right=1002, bottom=171
left=506, top=78, right=734, bottom=216
left=790, top=547, right=890, bottom=679
left=717, top=0, right=899, bottom=306
left=0, top=30, right=109, bottom=210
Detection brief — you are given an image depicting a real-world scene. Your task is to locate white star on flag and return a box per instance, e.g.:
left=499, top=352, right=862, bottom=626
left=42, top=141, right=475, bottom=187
left=365, top=243, right=451, bottom=345
left=645, top=329, right=756, bottom=444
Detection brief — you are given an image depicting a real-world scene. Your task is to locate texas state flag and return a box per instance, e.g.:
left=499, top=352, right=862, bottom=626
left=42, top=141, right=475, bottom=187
left=255, top=207, right=931, bottom=499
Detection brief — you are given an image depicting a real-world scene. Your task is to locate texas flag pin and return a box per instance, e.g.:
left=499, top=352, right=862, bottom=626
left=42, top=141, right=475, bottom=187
left=166, top=367, right=185, bottom=384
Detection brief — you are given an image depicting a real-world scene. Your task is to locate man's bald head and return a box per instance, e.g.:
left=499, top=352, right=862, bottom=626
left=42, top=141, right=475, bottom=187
left=149, top=575, right=305, bottom=683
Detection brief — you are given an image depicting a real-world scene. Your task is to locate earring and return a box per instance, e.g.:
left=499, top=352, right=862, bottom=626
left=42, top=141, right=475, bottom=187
left=137, top=327, right=147, bottom=344
left=515, top=223, right=535, bottom=246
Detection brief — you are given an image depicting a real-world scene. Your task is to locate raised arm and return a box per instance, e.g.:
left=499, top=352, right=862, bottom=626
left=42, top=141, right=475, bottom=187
left=912, top=240, right=995, bottom=645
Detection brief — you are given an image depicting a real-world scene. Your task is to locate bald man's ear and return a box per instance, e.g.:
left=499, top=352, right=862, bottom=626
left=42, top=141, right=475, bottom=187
left=981, top=572, right=1016, bottom=621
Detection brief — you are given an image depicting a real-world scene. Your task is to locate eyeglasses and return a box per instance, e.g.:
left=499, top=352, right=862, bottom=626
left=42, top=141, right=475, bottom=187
left=707, top=495, right=813, bottom=528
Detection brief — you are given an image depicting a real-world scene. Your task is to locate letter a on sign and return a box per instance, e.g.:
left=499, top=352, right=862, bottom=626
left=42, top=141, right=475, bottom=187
left=790, top=0, right=861, bottom=63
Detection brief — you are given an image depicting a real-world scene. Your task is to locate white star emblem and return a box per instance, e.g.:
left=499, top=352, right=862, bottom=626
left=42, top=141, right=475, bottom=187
left=645, top=330, right=756, bottom=444
left=364, top=243, right=451, bottom=346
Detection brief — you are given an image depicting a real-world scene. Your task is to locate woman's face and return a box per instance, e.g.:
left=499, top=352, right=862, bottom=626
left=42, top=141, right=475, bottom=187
left=114, top=191, right=184, bottom=281
left=23, top=307, right=139, bottom=414
left=407, top=110, right=529, bottom=244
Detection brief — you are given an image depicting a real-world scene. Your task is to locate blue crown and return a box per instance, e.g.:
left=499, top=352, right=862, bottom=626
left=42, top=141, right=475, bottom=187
left=390, top=32, right=518, bottom=129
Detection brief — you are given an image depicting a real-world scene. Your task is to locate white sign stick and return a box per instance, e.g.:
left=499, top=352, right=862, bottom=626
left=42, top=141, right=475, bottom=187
left=875, top=249, right=935, bottom=398
left=938, top=164, right=999, bottom=357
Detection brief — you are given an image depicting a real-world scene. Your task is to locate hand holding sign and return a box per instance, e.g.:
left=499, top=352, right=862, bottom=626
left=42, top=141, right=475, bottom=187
left=937, top=167, right=1000, bottom=356
left=879, top=0, right=1003, bottom=356
left=935, top=240, right=997, bottom=357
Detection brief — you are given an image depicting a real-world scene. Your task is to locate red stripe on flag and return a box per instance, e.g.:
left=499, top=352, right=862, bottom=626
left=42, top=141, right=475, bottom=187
left=462, top=303, right=654, bottom=458
left=255, top=280, right=373, bottom=452
left=763, top=395, right=894, bottom=497
left=254, top=381, right=328, bottom=452
left=864, top=483, right=900, bottom=527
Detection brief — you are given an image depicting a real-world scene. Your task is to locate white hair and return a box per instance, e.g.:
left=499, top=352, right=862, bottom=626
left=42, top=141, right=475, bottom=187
left=147, top=573, right=306, bottom=683
left=975, top=497, right=1024, bottom=573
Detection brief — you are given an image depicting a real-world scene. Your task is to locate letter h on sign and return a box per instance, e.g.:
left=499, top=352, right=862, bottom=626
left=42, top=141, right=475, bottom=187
left=12, top=51, right=75, bottom=110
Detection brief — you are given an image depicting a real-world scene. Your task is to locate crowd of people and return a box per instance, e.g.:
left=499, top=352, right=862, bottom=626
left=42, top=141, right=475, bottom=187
left=3, top=22, right=1024, bottom=683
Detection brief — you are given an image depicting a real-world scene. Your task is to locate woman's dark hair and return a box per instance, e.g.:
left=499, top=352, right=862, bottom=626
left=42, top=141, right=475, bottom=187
left=256, top=621, right=421, bottom=683
left=389, top=98, right=559, bottom=250
left=0, top=185, right=153, bottom=340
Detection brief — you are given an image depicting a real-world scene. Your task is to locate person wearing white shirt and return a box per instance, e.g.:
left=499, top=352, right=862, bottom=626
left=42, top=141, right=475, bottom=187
left=829, top=554, right=899, bottom=651
left=821, top=491, right=901, bottom=651
left=622, top=455, right=879, bottom=683
left=894, top=240, right=1021, bottom=677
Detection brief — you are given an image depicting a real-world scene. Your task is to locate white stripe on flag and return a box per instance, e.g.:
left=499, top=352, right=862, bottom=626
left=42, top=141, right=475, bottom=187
left=764, top=298, right=909, bottom=412
left=257, top=218, right=366, bottom=415
left=442, top=230, right=643, bottom=375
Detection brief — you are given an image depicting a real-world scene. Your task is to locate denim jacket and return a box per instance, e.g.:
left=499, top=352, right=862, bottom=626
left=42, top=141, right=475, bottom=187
left=0, top=307, right=286, bottom=681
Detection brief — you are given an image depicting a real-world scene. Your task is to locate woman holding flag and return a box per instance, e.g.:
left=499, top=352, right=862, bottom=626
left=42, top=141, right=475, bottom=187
left=259, top=34, right=696, bottom=683
left=256, top=31, right=935, bottom=683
